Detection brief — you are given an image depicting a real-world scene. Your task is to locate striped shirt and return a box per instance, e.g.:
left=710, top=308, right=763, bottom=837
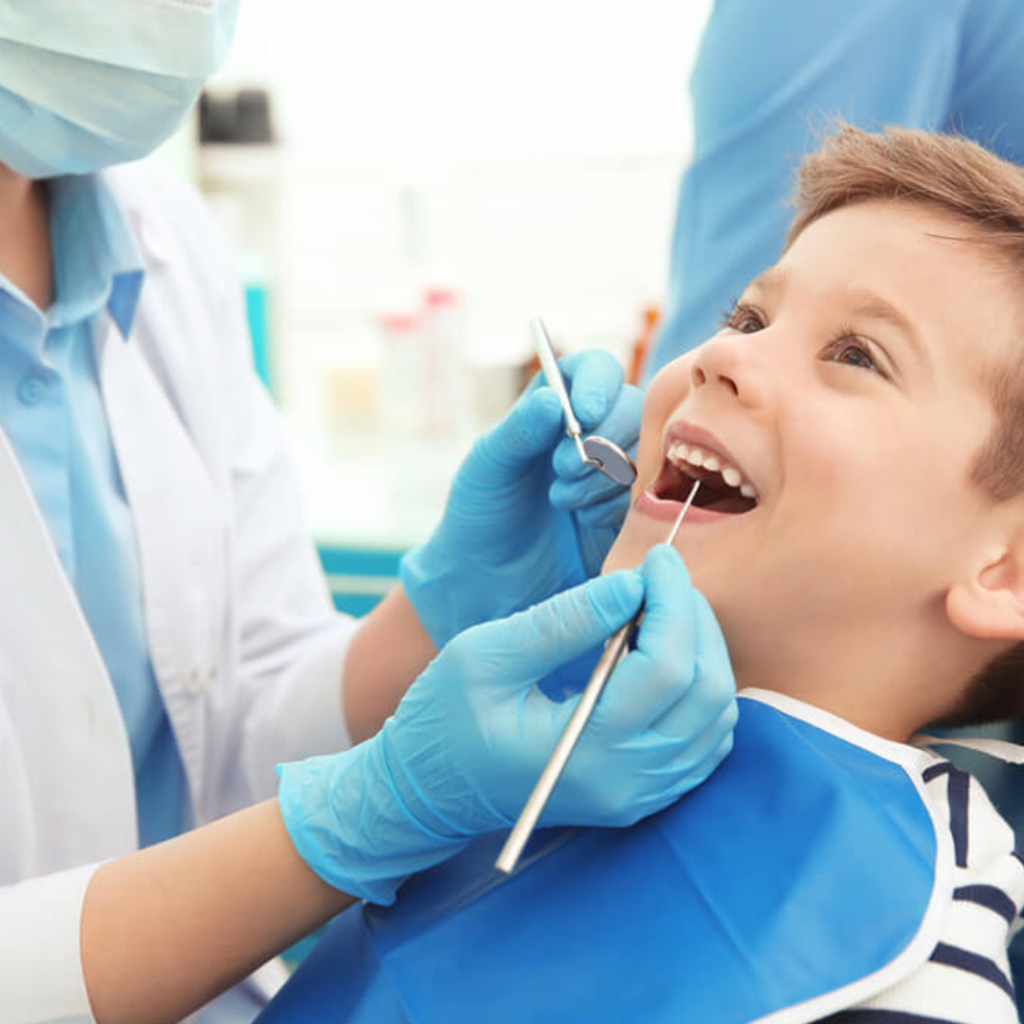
left=821, top=759, right=1024, bottom=1024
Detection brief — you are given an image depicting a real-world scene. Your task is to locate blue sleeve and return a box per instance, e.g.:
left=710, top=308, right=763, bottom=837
left=644, top=0, right=969, bottom=378
left=950, top=0, right=1024, bottom=164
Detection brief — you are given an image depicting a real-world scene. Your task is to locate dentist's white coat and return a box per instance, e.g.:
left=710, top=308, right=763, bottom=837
left=0, top=165, right=358, bottom=1024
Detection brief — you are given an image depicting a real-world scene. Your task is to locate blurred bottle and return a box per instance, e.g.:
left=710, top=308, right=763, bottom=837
left=379, top=311, right=426, bottom=434
left=627, top=303, right=661, bottom=386
left=421, top=287, right=467, bottom=435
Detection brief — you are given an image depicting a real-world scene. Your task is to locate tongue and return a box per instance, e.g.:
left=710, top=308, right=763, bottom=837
left=700, top=493, right=756, bottom=514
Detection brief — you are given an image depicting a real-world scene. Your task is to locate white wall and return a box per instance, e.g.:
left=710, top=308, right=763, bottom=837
left=213, top=0, right=710, bottom=163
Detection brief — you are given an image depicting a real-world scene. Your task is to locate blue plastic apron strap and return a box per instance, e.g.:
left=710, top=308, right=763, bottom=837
left=260, top=695, right=949, bottom=1024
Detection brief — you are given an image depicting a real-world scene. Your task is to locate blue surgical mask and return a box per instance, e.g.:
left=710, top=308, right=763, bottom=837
left=0, top=0, right=240, bottom=178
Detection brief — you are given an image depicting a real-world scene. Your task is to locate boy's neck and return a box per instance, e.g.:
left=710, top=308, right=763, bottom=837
left=739, top=612, right=989, bottom=743
left=0, top=163, right=53, bottom=311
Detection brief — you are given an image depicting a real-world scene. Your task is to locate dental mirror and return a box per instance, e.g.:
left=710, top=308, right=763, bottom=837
left=530, top=317, right=638, bottom=487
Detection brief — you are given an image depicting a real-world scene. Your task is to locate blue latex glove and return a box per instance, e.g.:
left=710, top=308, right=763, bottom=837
left=278, top=545, right=737, bottom=904
left=400, top=349, right=643, bottom=648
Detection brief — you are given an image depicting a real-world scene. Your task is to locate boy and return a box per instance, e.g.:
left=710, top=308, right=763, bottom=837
left=260, top=125, right=1024, bottom=1023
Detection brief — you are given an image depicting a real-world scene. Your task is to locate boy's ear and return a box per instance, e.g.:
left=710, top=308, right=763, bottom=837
left=947, top=537, right=1024, bottom=642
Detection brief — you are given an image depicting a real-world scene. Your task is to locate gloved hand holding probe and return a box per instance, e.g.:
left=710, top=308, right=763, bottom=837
left=279, top=544, right=737, bottom=905
left=400, top=349, right=642, bottom=648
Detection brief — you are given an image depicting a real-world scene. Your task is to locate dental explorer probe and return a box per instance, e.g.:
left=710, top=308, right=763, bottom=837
left=531, top=318, right=638, bottom=487
left=495, top=478, right=702, bottom=875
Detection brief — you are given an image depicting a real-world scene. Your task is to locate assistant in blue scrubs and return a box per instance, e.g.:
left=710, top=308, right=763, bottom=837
left=647, top=0, right=1024, bottom=376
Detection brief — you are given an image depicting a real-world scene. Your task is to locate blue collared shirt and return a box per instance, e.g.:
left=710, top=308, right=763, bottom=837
left=0, top=173, right=186, bottom=847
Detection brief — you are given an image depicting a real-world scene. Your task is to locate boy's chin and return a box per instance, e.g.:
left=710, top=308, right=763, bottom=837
left=600, top=536, right=647, bottom=575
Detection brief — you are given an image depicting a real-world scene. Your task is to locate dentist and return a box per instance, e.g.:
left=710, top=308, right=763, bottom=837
left=0, top=4, right=737, bottom=1024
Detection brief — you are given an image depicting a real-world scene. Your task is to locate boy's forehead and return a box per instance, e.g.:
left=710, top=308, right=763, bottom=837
left=777, top=200, right=995, bottom=284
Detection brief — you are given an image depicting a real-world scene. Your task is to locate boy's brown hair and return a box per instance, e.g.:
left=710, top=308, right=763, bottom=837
left=784, top=124, right=1024, bottom=726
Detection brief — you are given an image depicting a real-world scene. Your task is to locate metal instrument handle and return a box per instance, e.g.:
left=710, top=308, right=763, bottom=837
left=494, top=620, right=633, bottom=875
left=495, top=480, right=700, bottom=875
left=530, top=318, right=590, bottom=466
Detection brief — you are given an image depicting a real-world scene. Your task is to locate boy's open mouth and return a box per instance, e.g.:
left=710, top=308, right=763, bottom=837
left=653, top=441, right=759, bottom=515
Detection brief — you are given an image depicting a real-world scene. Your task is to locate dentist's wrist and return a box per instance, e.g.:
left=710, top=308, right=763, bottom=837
left=276, top=737, right=468, bottom=907
left=399, top=540, right=464, bottom=648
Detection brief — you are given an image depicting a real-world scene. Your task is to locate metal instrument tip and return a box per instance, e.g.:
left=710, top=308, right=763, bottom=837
left=666, top=479, right=701, bottom=546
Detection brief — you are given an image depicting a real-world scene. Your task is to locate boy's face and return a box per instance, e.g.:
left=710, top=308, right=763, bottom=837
left=605, top=200, right=1020, bottom=687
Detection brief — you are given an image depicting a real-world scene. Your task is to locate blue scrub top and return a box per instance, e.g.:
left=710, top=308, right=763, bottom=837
left=646, top=0, right=1024, bottom=377
left=0, top=173, right=187, bottom=848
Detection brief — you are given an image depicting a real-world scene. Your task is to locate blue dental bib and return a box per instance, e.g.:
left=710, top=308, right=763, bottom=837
left=260, top=694, right=949, bottom=1024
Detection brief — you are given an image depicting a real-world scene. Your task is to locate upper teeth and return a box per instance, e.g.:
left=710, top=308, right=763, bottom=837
left=669, top=442, right=757, bottom=499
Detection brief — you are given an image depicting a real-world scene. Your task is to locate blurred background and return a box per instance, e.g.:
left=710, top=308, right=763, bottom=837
left=149, top=0, right=712, bottom=612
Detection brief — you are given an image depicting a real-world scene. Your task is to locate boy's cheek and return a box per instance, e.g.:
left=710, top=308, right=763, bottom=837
left=637, top=356, right=695, bottom=475
left=645, top=354, right=694, bottom=415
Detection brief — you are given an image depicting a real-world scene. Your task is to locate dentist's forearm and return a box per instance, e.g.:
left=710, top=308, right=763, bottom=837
left=342, top=585, right=437, bottom=743
left=81, top=800, right=352, bottom=1024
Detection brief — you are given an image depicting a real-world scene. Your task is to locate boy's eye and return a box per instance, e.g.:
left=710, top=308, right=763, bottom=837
left=825, top=335, right=886, bottom=377
left=720, top=302, right=765, bottom=334
left=720, top=304, right=891, bottom=380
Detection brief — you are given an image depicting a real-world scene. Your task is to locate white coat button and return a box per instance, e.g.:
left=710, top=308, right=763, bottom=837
left=184, top=666, right=206, bottom=694
left=17, top=373, right=48, bottom=406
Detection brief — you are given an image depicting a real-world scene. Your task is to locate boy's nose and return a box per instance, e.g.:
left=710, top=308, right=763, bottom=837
left=690, top=332, right=774, bottom=409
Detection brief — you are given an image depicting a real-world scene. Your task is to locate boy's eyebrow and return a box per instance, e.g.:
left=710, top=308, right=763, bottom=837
left=746, top=268, right=931, bottom=371
left=847, top=294, right=931, bottom=370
